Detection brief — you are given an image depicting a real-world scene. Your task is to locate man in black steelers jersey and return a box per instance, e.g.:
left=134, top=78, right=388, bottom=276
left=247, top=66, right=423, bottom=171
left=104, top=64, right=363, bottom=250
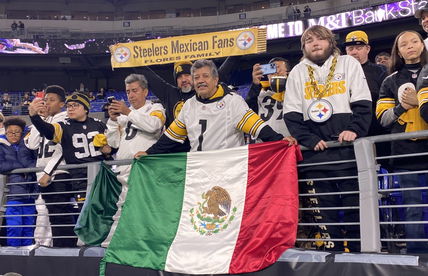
left=139, top=58, right=237, bottom=127
left=344, top=30, right=387, bottom=137
left=29, top=92, right=110, bottom=215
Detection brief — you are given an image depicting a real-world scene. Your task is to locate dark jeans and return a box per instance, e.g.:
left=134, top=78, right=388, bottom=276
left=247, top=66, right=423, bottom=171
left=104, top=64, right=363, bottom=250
left=300, top=168, right=360, bottom=251
left=41, top=173, right=77, bottom=247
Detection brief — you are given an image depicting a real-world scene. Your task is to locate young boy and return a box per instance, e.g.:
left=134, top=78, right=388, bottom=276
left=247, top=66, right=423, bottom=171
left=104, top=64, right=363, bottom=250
left=0, top=118, right=37, bottom=246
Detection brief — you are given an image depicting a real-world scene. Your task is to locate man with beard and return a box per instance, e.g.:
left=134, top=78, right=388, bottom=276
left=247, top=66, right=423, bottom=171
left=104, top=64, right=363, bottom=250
left=283, top=25, right=372, bottom=252
left=139, top=58, right=236, bottom=128
left=415, top=3, right=428, bottom=48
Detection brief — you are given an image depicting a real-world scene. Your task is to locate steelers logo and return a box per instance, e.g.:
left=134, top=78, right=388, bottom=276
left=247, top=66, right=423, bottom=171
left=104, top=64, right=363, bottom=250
left=113, top=46, right=131, bottom=63
left=174, top=101, right=185, bottom=118
left=307, top=99, right=333, bottom=123
left=236, top=31, right=255, bottom=50
left=216, top=100, right=226, bottom=110
left=334, top=73, right=343, bottom=81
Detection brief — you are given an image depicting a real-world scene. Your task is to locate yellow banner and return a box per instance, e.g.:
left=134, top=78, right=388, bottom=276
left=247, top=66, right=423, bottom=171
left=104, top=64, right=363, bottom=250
left=110, top=28, right=266, bottom=68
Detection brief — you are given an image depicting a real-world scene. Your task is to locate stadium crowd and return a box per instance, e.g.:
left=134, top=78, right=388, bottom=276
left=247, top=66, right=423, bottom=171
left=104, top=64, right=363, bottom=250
left=1, top=6, right=428, bottom=254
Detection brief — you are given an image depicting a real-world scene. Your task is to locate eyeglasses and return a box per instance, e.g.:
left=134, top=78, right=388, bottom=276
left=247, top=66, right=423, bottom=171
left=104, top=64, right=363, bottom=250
left=66, top=103, right=81, bottom=109
left=6, top=131, right=22, bottom=136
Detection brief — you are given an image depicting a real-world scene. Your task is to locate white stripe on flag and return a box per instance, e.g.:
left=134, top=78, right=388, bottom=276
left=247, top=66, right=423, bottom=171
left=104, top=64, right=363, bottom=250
left=165, top=146, right=249, bottom=274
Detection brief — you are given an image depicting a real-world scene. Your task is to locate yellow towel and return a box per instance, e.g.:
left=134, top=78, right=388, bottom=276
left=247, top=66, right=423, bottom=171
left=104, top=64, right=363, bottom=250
left=398, top=108, right=428, bottom=140
left=93, top=133, right=108, bottom=147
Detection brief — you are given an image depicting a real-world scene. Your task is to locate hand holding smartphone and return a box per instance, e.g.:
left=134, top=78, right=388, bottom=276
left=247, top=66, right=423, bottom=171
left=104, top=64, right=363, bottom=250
left=260, top=63, right=277, bottom=75
left=35, top=91, right=45, bottom=99
left=107, top=96, right=120, bottom=116
left=107, top=96, right=115, bottom=104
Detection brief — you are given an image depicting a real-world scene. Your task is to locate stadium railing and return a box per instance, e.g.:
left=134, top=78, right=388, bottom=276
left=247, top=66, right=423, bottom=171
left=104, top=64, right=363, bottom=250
left=0, top=130, right=427, bottom=253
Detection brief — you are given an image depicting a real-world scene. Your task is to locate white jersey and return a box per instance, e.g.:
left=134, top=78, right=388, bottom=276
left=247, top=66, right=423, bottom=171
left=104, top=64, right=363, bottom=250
left=284, top=55, right=372, bottom=121
left=166, top=85, right=266, bottom=151
left=24, top=111, right=68, bottom=181
left=104, top=101, right=165, bottom=247
left=424, top=37, right=428, bottom=49
left=257, top=89, right=290, bottom=137
left=106, top=100, right=165, bottom=160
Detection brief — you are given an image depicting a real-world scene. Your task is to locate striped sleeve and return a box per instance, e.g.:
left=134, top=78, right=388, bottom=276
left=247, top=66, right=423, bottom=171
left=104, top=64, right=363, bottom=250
left=418, top=87, right=428, bottom=106
left=165, top=119, right=188, bottom=143
left=150, top=110, right=166, bottom=125
left=375, top=98, right=395, bottom=119
left=52, top=122, right=64, bottom=144
left=419, top=87, right=428, bottom=123
left=236, top=109, right=266, bottom=137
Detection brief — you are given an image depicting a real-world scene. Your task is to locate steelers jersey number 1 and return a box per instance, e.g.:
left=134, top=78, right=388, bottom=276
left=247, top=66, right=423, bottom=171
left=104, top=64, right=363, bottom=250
left=197, top=119, right=207, bottom=151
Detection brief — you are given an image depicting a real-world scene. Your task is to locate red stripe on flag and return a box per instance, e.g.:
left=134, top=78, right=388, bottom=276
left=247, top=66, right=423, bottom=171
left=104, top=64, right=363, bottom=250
left=229, top=141, right=302, bottom=274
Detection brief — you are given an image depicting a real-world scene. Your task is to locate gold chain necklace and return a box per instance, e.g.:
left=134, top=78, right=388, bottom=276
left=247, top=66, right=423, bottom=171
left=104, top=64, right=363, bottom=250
left=306, top=56, right=338, bottom=100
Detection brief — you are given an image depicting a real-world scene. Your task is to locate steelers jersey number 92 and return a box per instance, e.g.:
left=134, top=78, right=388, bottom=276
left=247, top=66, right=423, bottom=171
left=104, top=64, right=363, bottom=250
left=72, top=131, right=102, bottom=158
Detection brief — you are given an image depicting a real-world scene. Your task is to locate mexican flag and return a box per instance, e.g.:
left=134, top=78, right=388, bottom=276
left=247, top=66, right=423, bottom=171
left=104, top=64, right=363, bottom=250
left=74, top=162, right=122, bottom=246
left=99, top=141, right=302, bottom=275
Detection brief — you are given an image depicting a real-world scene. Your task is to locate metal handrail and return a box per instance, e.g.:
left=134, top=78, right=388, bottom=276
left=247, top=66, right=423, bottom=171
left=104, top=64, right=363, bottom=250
left=1, top=130, right=428, bottom=252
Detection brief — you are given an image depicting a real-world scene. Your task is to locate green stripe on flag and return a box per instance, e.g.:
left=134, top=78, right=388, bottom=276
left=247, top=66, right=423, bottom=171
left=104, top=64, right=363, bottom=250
left=74, top=162, right=122, bottom=246
left=102, top=153, right=187, bottom=273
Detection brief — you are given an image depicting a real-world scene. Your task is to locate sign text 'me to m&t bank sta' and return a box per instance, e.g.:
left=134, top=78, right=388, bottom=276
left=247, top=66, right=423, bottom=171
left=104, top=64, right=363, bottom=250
left=265, top=0, right=427, bottom=40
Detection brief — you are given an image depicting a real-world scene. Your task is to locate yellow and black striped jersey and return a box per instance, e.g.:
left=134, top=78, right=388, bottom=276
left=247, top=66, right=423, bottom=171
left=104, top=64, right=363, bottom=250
left=257, top=89, right=290, bottom=137
left=165, top=84, right=266, bottom=151
left=376, top=66, right=428, bottom=170
left=51, top=117, right=107, bottom=164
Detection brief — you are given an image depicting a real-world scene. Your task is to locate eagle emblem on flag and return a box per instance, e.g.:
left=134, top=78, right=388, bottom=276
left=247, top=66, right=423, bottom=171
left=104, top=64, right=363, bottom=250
left=190, top=186, right=237, bottom=236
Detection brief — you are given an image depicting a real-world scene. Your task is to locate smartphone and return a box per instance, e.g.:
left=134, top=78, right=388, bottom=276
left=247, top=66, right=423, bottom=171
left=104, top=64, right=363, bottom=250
left=35, top=91, right=45, bottom=98
left=260, top=63, right=277, bottom=75
left=107, top=96, right=115, bottom=104
left=107, top=96, right=120, bottom=115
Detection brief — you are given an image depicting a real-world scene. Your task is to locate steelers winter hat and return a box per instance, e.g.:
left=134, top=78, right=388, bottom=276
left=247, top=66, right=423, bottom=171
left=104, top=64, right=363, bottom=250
left=66, top=92, right=90, bottom=112
left=344, top=30, right=369, bottom=46
left=173, top=61, right=192, bottom=83
left=45, top=85, right=66, bottom=102
left=270, top=76, right=287, bottom=93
